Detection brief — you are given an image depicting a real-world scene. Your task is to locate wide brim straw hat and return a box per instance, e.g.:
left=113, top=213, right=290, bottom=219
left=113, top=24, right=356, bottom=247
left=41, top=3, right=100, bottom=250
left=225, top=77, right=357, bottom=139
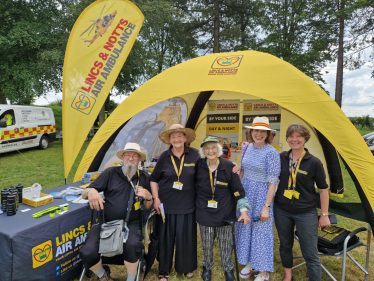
left=158, top=124, right=196, bottom=145
left=116, top=142, right=147, bottom=161
left=245, top=116, right=276, bottom=131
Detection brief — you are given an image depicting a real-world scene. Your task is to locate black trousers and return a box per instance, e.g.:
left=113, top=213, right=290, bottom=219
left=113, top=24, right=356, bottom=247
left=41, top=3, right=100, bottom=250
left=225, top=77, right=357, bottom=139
left=158, top=212, right=197, bottom=274
left=80, top=221, right=143, bottom=270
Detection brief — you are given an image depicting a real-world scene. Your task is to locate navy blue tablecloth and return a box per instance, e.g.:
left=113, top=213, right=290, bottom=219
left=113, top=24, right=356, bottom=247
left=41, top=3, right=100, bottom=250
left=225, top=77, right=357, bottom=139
left=0, top=182, right=92, bottom=281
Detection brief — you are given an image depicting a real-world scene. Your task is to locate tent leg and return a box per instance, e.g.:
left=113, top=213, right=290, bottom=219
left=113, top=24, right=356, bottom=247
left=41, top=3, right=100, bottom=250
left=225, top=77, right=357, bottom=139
left=65, top=178, right=67, bottom=185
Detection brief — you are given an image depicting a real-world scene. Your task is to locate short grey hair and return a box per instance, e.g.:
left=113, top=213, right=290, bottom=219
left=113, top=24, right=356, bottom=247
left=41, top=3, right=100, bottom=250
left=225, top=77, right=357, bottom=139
left=199, top=142, right=223, bottom=158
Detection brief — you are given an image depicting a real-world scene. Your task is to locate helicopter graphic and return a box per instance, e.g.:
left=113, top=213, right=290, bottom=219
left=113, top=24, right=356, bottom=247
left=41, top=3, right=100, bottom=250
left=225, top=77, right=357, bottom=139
left=80, top=5, right=117, bottom=47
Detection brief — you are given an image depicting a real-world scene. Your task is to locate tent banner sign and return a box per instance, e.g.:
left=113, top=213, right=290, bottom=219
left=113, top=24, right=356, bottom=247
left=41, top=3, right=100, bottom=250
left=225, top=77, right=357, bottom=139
left=206, top=100, right=240, bottom=162
left=242, top=100, right=281, bottom=151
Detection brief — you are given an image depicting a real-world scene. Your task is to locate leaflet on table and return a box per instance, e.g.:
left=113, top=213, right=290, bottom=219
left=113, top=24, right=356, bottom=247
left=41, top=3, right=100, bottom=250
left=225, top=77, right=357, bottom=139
left=49, top=190, right=67, bottom=199
left=72, top=196, right=89, bottom=204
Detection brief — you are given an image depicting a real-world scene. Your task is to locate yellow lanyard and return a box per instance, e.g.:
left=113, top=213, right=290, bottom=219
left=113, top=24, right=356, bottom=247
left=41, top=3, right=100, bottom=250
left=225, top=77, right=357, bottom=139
left=170, top=155, right=185, bottom=182
left=127, top=170, right=140, bottom=192
left=288, top=150, right=306, bottom=188
left=209, top=158, right=220, bottom=200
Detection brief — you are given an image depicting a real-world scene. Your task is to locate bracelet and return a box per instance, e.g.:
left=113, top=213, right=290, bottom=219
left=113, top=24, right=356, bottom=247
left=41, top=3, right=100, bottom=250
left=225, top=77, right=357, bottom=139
left=153, top=197, right=160, bottom=200
left=85, top=188, right=92, bottom=198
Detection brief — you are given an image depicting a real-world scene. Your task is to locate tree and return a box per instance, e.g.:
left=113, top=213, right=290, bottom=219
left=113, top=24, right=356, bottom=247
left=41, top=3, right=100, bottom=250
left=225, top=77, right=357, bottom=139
left=0, top=0, right=73, bottom=104
left=132, top=0, right=198, bottom=79
left=258, top=0, right=339, bottom=85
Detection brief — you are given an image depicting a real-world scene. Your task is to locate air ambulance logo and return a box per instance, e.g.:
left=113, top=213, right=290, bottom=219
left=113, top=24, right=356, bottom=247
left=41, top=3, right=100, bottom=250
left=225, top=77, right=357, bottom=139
left=32, top=240, right=53, bottom=268
left=71, top=91, right=96, bottom=115
left=244, top=103, right=253, bottom=111
left=211, top=55, right=244, bottom=69
left=209, top=103, right=216, bottom=111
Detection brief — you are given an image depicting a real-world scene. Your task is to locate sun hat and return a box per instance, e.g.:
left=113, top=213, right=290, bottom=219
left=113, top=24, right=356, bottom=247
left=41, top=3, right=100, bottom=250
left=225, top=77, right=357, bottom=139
left=245, top=116, right=275, bottom=131
left=116, top=143, right=147, bottom=161
left=200, top=136, right=220, bottom=147
left=158, top=124, right=196, bottom=145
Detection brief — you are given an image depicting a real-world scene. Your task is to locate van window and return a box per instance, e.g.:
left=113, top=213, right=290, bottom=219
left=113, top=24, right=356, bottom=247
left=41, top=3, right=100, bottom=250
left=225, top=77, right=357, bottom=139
left=0, top=110, right=15, bottom=126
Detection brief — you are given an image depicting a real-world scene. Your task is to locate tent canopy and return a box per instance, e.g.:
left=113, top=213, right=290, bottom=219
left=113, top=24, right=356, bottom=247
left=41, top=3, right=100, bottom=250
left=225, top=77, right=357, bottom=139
left=74, top=50, right=374, bottom=226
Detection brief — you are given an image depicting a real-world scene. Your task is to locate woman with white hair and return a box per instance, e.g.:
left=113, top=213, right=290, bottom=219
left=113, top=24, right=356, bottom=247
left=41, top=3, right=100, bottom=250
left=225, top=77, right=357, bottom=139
left=196, top=136, right=250, bottom=281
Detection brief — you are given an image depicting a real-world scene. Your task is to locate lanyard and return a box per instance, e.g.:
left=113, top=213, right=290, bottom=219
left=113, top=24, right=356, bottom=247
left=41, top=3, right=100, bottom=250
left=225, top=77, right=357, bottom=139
left=170, top=154, right=185, bottom=181
left=126, top=170, right=140, bottom=193
left=208, top=158, right=220, bottom=200
left=288, top=150, right=306, bottom=189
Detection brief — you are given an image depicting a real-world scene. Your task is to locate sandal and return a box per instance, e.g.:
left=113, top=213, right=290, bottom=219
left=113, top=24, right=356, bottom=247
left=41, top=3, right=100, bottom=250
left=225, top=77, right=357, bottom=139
left=159, top=274, right=169, bottom=281
left=184, top=272, right=194, bottom=278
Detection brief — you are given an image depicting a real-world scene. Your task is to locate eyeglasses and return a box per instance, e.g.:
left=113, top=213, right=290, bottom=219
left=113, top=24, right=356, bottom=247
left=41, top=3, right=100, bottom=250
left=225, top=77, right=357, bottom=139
left=123, top=153, right=140, bottom=159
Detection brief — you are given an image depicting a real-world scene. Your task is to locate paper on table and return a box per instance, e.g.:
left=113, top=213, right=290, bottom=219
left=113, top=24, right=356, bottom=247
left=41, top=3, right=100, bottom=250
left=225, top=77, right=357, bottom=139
left=72, top=196, right=88, bottom=204
left=160, top=203, right=165, bottom=222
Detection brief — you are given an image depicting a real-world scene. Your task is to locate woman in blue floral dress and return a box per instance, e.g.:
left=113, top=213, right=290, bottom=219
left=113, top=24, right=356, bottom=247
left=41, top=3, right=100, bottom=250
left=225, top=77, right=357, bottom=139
left=236, top=117, right=281, bottom=281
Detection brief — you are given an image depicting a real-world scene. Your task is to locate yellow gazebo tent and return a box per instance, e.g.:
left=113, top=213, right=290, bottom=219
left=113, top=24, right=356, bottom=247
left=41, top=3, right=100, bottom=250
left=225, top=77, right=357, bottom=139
left=73, top=50, right=374, bottom=226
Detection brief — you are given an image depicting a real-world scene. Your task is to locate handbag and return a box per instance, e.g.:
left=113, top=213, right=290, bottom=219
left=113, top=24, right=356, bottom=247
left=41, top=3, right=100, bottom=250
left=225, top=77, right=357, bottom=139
left=98, top=187, right=135, bottom=257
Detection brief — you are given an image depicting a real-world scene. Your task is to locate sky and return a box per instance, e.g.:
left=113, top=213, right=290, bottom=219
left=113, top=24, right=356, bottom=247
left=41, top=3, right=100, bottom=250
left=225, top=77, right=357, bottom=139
left=34, top=59, right=374, bottom=118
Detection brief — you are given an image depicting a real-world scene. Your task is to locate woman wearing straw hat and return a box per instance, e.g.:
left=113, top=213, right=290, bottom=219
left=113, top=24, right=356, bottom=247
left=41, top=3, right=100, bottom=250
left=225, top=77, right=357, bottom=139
left=196, top=136, right=250, bottom=281
left=236, top=116, right=281, bottom=281
left=150, top=124, right=200, bottom=281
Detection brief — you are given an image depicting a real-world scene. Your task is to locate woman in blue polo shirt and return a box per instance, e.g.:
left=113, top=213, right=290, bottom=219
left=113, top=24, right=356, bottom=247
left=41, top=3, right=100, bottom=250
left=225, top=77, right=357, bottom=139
left=274, top=124, right=331, bottom=281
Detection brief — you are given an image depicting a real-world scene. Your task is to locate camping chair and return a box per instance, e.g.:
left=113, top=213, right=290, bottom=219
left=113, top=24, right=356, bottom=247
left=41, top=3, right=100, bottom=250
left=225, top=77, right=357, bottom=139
left=292, top=194, right=372, bottom=281
left=78, top=204, right=146, bottom=281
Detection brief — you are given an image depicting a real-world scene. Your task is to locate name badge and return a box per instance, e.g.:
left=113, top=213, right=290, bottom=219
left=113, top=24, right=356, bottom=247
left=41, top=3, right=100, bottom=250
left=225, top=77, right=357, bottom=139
left=134, top=201, right=140, bottom=211
left=173, top=181, right=183, bottom=190
left=283, top=190, right=300, bottom=200
left=207, top=200, right=218, bottom=208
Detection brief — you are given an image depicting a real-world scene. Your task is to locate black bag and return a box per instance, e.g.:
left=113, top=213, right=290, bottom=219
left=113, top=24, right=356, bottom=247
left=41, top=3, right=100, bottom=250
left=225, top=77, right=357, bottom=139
left=317, top=226, right=359, bottom=255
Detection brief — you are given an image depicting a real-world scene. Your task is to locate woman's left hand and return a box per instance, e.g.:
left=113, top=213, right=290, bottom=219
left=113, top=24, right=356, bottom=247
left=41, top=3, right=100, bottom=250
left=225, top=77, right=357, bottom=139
left=260, top=207, right=270, bottom=222
left=238, top=211, right=250, bottom=225
left=232, top=162, right=239, bottom=175
left=318, top=215, right=331, bottom=228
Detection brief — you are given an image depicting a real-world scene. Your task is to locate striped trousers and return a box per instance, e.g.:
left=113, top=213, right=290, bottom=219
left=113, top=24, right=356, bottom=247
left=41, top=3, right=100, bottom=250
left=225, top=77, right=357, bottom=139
left=199, top=224, right=234, bottom=272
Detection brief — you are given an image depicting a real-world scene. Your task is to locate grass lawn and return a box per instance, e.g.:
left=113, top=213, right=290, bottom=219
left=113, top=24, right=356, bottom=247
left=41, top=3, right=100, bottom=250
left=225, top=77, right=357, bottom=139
left=0, top=128, right=373, bottom=281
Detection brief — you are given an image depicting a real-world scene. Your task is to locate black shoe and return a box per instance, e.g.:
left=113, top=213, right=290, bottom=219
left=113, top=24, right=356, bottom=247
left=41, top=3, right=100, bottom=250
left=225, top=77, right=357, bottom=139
left=224, top=269, right=235, bottom=281
left=201, top=266, right=211, bottom=281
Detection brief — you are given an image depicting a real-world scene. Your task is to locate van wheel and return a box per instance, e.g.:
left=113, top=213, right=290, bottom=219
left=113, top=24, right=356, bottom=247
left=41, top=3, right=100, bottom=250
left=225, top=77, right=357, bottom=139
left=39, top=135, right=49, bottom=150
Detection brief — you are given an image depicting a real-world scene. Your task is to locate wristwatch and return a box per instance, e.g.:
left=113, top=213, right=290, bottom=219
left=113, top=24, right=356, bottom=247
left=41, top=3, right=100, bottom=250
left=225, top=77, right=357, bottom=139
left=264, top=204, right=271, bottom=208
left=153, top=197, right=160, bottom=200
left=322, top=213, right=328, bottom=217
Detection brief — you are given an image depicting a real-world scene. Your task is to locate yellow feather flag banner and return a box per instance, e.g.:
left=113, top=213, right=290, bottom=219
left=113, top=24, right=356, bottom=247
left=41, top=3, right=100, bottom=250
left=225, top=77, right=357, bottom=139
left=62, top=0, right=144, bottom=179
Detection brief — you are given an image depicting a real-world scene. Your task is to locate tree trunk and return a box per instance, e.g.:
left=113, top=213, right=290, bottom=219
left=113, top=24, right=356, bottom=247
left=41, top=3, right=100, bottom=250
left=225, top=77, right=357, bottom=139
left=335, top=0, right=345, bottom=108
left=213, top=0, right=220, bottom=53
left=0, top=92, right=7, bottom=104
left=99, top=104, right=105, bottom=128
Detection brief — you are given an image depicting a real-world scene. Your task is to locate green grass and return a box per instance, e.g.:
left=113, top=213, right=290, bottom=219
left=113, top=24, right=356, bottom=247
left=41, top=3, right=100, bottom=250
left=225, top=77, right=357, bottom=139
left=45, top=104, right=62, bottom=131
left=1, top=129, right=373, bottom=281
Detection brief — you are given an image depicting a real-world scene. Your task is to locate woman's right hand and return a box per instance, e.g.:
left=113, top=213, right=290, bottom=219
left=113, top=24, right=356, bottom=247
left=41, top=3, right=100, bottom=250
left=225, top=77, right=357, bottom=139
left=88, top=189, right=105, bottom=211
left=153, top=198, right=161, bottom=214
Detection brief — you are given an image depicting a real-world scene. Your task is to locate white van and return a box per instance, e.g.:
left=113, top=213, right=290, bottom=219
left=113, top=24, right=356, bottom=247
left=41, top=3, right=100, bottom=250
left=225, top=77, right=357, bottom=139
left=0, top=105, right=57, bottom=154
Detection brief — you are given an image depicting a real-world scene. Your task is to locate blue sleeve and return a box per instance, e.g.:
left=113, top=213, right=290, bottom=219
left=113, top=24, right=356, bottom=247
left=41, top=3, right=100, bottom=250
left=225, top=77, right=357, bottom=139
left=265, top=148, right=281, bottom=184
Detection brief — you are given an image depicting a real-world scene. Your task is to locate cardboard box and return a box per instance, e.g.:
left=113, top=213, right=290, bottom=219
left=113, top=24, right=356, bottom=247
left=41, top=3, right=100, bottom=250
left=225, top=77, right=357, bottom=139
left=22, top=193, right=53, bottom=207
left=22, top=183, right=53, bottom=207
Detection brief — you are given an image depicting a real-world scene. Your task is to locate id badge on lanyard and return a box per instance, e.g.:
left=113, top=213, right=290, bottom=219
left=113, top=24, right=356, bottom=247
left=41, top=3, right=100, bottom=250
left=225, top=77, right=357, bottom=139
left=127, top=171, right=140, bottom=209
left=208, top=200, right=218, bottom=208
left=171, top=155, right=185, bottom=191
left=207, top=159, right=219, bottom=208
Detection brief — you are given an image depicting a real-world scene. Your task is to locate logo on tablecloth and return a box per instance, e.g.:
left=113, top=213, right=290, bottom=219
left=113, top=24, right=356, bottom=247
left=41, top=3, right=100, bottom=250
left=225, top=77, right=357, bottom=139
left=32, top=240, right=53, bottom=268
